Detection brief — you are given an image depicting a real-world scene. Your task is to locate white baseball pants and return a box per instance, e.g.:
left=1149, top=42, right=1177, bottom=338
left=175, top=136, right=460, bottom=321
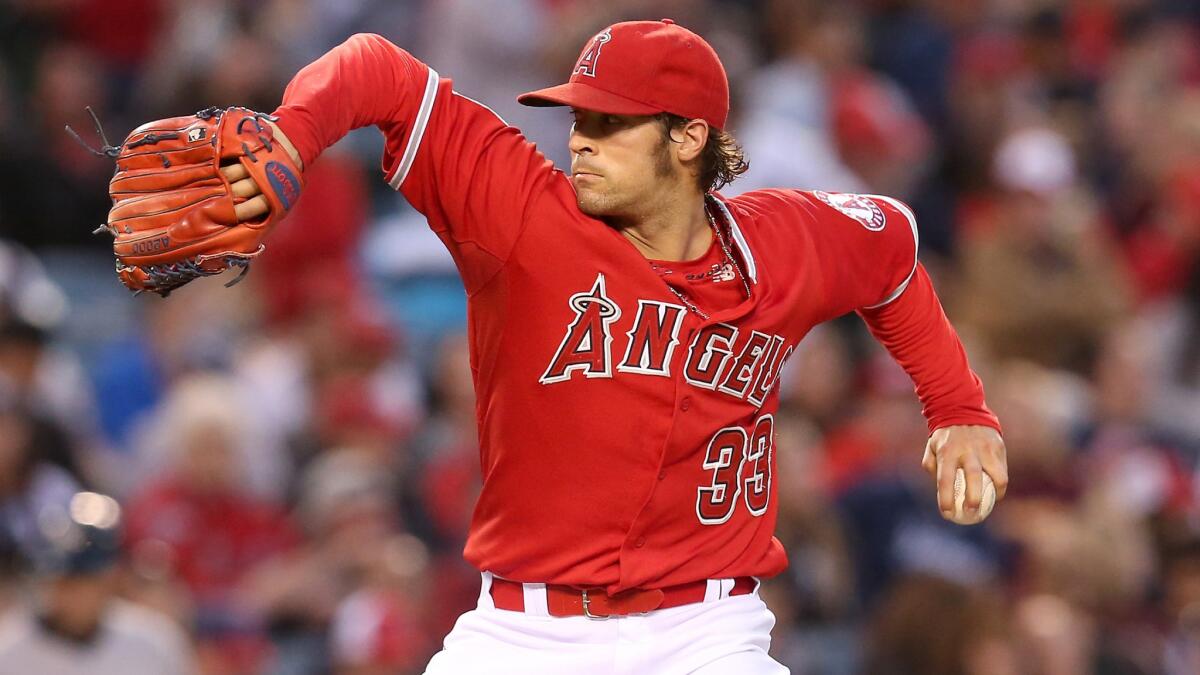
left=423, top=572, right=789, bottom=674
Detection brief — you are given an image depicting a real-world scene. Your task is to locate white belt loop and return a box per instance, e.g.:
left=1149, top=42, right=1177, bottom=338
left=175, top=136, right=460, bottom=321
left=703, top=579, right=722, bottom=603
left=704, top=577, right=736, bottom=601
left=478, top=571, right=495, bottom=609
left=522, top=583, right=549, bottom=617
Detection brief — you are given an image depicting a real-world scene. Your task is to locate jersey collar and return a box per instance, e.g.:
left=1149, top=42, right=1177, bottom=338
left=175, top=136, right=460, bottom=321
left=706, top=192, right=757, bottom=285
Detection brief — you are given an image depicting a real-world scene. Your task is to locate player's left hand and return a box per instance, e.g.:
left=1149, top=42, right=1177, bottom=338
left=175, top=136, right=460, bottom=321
left=220, top=120, right=303, bottom=223
left=922, top=425, right=1008, bottom=521
left=94, top=107, right=305, bottom=296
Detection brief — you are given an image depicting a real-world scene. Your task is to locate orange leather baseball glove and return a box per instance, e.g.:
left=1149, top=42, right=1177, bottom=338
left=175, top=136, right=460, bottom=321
left=92, top=106, right=303, bottom=296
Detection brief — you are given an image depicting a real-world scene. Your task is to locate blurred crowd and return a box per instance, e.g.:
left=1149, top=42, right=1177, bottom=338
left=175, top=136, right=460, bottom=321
left=1, top=0, right=1199, bottom=673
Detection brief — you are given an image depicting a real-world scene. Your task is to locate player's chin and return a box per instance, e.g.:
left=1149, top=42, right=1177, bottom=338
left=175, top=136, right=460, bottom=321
left=574, top=190, right=611, bottom=217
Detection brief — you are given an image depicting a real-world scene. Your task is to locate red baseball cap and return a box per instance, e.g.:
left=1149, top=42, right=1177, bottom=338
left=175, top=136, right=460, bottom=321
left=518, top=19, right=730, bottom=130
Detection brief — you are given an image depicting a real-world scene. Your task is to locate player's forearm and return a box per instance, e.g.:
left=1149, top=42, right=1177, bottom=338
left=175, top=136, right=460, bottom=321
left=271, top=33, right=427, bottom=168
left=857, top=264, right=1001, bottom=435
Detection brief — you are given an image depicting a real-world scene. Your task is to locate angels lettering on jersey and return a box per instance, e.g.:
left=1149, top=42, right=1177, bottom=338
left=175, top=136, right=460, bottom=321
left=539, top=273, right=793, bottom=408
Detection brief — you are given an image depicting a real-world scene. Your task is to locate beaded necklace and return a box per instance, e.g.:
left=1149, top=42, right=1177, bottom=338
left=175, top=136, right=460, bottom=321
left=650, top=203, right=751, bottom=320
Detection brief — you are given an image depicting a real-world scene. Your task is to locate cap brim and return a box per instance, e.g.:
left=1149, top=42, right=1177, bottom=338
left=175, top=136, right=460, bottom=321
left=517, top=82, right=661, bottom=116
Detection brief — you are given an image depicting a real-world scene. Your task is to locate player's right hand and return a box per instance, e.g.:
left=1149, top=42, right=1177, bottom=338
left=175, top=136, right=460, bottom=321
left=221, top=120, right=303, bottom=223
left=922, top=424, right=1008, bottom=520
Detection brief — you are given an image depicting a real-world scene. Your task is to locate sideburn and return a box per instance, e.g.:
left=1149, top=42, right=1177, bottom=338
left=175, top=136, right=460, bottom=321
left=653, top=133, right=676, bottom=179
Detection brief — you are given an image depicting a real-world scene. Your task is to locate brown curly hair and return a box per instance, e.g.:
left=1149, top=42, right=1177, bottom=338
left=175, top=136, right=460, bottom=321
left=656, top=113, right=749, bottom=192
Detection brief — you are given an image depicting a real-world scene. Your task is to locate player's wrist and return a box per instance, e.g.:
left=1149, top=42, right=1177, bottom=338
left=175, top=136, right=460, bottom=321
left=265, top=119, right=304, bottom=172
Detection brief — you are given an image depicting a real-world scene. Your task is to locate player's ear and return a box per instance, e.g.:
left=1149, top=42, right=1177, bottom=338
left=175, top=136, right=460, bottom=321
left=675, top=119, right=708, bottom=163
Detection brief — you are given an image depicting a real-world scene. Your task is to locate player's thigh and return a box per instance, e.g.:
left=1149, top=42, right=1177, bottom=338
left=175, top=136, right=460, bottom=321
left=687, top=648, right=790, bottom=675
left=423, top=608, right=616, bottom=675
left=423, top=638, right=614, bottom=675
left=656, top=592, right=787, bottom=674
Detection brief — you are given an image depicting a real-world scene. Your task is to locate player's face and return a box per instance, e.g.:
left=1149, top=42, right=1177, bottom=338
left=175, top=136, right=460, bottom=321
left=568, top=109, right=678, bottom=218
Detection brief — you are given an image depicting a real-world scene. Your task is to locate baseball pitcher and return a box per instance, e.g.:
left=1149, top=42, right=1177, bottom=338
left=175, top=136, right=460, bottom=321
left=95, top=19, right=1007, bottom=675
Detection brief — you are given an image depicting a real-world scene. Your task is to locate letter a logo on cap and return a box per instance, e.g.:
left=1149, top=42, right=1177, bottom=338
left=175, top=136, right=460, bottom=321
left=573, top=29, right=612, bottom=78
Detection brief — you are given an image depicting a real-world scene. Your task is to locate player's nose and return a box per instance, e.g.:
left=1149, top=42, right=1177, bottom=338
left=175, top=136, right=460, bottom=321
left=568, top=127, right=595, bottom=157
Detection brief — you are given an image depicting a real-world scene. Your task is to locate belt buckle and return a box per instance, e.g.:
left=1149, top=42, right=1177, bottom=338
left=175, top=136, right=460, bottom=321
left=580, top=589, right=611, bottom=620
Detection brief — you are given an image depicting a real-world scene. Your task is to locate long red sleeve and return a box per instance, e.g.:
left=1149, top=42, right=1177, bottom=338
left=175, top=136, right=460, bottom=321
left=271, top=33, right=428, bottom=170
left=858, top=264, right=1001, bottom=435
left=267, top=33, right=554, bottom=293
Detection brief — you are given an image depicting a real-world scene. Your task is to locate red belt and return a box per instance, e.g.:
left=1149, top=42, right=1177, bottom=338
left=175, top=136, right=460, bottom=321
left=489, top=576, right=756, bottom=619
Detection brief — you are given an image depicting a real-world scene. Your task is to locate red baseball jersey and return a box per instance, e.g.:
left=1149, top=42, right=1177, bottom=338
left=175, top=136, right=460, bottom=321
left=275, top=34, right=1000, bottom=594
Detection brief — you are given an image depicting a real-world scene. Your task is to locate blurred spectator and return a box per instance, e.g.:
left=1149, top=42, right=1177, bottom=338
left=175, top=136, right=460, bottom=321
left=63, top=0, right=165, bottom=75
left=984, top=359, right=1085, bottom=503
left=988, top=357, right=1160, bottom=673
left=0, top=317, right=100, bottom=452
left=0, top=43, right=113, bottom=248
left=732, top=1, right=868, bottom=194
left=243, top=449, right=422, bottom=673
left=405, top=333, right=477, bottom=549
left=0, top=491, right=193, bottom=675
left=1012, top=592, right=1149, bottom=674
left=0, top=240, right=69, bottom=331
left=863, top=574, right=1015, bottom=675
left=313, top=375, right=411, bottom=469
left=328, top=534, right=432, bottom=675
left=0, top=388, right=82, bottom=576
left=953, top=126, right=1131, bottom=374
left=281, top=297, right=423, bottom=474
left=1157, top=519, right=1200, bottom=675
left=91, top=279, right=261, bottom=450
left=400, top=332, right=480, bottom=641
left=768, top=383, right=860, bottom=674
left=123, top=374, right=299, bottom=673
left=1079, top=322, right=1193, bottom=518
left=1123, top=159, right=1200, bottom=304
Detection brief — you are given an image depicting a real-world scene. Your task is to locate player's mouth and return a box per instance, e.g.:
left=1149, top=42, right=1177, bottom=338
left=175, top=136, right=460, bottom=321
left=572, top=170, right=603, bottom=188
left=572, top=162, right=602, bottom=176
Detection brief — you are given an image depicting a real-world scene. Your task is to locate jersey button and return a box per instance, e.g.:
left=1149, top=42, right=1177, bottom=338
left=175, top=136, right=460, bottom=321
left=680, top=396, right=692, bottom=411
left=635, top=536, right=646, bottom=548
left=658, top=470, right=666, bottom=481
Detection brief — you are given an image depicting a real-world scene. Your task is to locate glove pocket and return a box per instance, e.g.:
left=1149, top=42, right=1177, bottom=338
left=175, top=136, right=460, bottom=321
left=110, top=164, right=220, bottom=195
left=108, top=184, right=228, bottom=228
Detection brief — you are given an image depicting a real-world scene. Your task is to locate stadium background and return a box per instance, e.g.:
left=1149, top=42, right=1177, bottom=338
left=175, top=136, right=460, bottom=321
left=1, top=0, right=1200, bottom=673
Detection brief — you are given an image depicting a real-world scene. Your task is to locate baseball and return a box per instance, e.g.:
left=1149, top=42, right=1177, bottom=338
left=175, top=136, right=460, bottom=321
left=950, top=468, right=996, bottom=525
